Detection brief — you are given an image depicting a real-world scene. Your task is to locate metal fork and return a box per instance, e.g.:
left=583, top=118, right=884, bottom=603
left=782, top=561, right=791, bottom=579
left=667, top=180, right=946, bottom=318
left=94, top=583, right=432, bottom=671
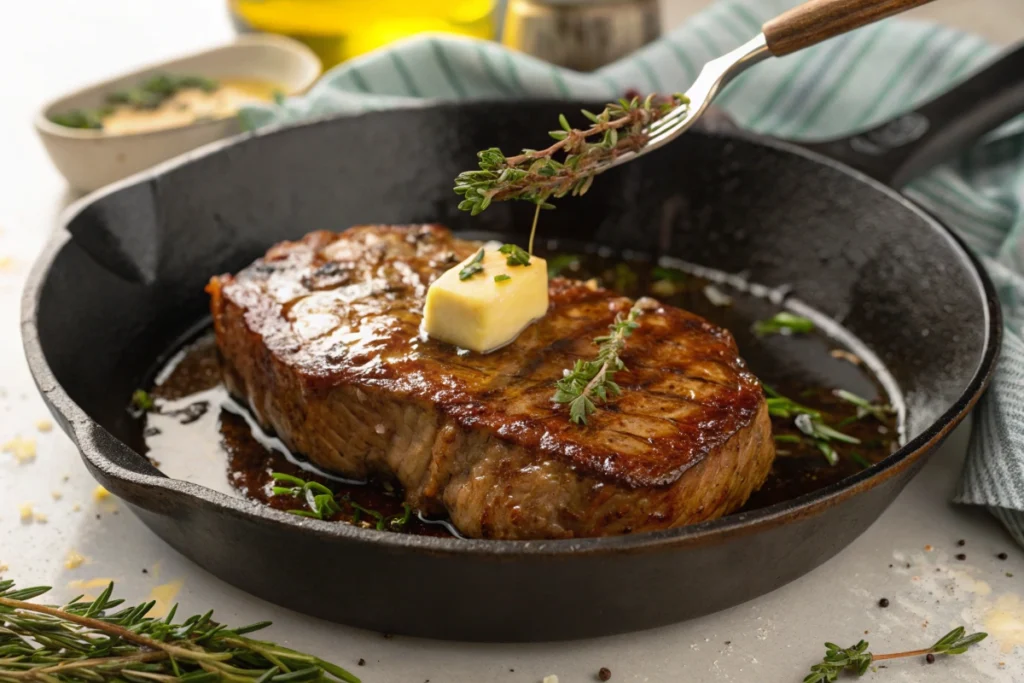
left=607, top=0, right=937, bottom=171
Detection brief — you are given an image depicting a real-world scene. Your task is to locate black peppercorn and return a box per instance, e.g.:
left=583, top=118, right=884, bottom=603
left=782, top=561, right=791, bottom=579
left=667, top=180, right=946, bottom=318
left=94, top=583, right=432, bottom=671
left=878, top=598, right=890, bottom=608
left=956, top=553, right=966, bottom=561
left=957, top=539, right=966, bottom=546
left=997, top=552, right=1008, bottom=560
left=358, top=659, right=365, bottom=666
left=926, top=654, right=935, bottom=664
left=598, top=668, right=612, bottom=681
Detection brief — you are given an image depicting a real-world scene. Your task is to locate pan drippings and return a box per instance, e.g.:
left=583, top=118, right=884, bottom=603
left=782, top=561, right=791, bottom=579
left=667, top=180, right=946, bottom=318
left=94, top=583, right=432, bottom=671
left=141, top=246, right=902, bottom=537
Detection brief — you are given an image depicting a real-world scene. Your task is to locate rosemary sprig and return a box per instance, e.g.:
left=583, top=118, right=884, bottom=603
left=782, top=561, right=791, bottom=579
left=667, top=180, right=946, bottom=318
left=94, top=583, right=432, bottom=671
left=754, top=312, right=815, bottom=336
left=804, top=627, right=986, bottom=682
left=552, top=302, right=647, bottom=425
left=0, top=580, right=359, bottom=683
left=454, top=94, right=689, bottom=218
left=270, top=472, right=413, bottom=532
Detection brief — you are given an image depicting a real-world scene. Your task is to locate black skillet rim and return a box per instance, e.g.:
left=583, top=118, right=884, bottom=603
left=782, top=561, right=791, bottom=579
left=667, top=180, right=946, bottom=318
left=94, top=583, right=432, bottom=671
left=20, top=101, right=1004, bottom=557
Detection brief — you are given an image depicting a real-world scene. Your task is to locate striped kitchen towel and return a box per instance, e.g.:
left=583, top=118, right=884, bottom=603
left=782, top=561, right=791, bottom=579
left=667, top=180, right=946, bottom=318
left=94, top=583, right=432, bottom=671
left=242, top=0, right=1024, bottom=546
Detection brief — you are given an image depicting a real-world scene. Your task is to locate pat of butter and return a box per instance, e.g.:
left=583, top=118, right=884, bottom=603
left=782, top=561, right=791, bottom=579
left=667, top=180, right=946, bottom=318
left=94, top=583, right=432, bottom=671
left=424, top=248, right=548, bottom=353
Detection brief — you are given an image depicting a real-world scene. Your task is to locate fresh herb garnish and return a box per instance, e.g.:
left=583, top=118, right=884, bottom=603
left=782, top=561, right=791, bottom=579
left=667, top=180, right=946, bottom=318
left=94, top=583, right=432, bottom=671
left=795, top=412, right=860, bottom=466
left=271, top=472, right=412, bottom=532
left=0, top=580, right=360, bottom=683
left=547, top=254, right=581, bottom=277
left=49, top=73, right=220, bottom=130
left=835, top=389, right=894, bottom=423
left=553, top=302, right=648, bottom=425
left=764, top=385, right=859, bottom=466
left=498, top=243, right=531, bottom=267
left=454, top=94, right=689, bottom=215
left=131, top=389, right=154, bottom=412
left=494, top=274, right=511, bottom=283
left=754, top=312, right=815, bottom=336
left=804, top=627, right=986, bottom=683
left=458, top=248, right=485, bottom=281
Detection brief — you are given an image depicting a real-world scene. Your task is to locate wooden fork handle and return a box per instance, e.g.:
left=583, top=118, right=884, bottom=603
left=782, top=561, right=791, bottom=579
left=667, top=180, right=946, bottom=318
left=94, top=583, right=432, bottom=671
left=763, top=0, right=936, bottom=56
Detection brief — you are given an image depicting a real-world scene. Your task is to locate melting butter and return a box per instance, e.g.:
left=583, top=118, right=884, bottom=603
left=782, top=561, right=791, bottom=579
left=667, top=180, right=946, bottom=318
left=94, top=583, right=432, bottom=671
left=423, top=248, right=548, bottom=353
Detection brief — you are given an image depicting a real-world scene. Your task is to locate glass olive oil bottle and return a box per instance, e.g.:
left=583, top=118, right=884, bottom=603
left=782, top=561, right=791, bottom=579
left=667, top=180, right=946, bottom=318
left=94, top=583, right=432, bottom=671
left=230, top=0, right=496, bottom=67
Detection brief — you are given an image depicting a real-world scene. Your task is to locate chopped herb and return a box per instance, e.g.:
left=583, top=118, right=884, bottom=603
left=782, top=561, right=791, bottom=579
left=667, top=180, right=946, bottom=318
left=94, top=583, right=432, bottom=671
left=754, top=312, right=815, bottom=336
left=849, top=452, right=873, bottom=469
left=650, top=267, right=688, bottom=297
left=498, top=243, right=531, bottom=267
left=271, top=472, right=411, bottom=532
left=553, top=302, right=648, bottom=425
left=494, top=274, right=512, bottom=283
left=652, top=266, right=687, bottom=282
left=611, top=263, right=638, bottom=293
left=804, top=627, right=986, bottom=682
left=458, top=248, right=485, bottom=281
left=835, top=389, right=895, bottom=423
left=50, top=73, right=221, bottom=130
left=765, top=386, right=860, bottom=466
left=547, top=254, right=581, bottom=277
left=130, top=389, right=154, bottom=412
left=773, top=434, right=803, bottom=443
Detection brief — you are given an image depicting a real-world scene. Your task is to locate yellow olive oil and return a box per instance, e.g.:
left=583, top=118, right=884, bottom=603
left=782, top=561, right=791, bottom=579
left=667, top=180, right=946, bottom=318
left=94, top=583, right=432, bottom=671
left=229, top=0, right=496, bottom=67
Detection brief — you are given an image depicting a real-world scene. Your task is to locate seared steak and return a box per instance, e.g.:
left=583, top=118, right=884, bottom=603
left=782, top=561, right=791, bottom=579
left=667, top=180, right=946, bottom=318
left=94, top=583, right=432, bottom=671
left=207, top=225, right=774, bottom=539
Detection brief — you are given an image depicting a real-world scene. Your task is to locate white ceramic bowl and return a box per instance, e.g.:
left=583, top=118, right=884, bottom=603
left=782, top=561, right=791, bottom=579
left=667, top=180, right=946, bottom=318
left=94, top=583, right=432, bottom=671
left=35, top=34, right=321, bottom=193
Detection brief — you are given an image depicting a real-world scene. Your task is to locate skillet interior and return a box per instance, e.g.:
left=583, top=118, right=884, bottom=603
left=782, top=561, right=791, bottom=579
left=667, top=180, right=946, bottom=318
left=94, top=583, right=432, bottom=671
left=24, top=101, right=998, bottom=641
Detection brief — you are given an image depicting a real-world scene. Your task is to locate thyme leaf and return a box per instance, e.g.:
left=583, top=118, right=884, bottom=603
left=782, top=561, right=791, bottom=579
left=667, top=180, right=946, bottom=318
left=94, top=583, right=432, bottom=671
left=498, top=243, right=531, bottom=267
left=458, top=248, right=485, bottom=281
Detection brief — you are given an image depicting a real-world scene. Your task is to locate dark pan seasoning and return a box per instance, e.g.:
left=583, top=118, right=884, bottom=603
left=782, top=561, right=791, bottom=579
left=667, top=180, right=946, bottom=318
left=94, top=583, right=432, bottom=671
left=139, top=241, right=902, bottom=538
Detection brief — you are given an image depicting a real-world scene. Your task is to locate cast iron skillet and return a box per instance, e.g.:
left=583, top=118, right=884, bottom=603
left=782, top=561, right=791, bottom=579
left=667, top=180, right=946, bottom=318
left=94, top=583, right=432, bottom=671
left=23, top=45, right=1024, bottom=641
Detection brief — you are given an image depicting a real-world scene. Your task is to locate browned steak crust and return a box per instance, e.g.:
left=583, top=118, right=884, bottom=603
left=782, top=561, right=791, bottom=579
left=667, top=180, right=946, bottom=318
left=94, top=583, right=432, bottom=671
left=208, top=225, right=774, bottom=539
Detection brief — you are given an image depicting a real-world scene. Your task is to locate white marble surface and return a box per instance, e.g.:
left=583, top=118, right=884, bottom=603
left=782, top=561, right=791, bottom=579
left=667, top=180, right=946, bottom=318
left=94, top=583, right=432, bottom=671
left=2, top=1, right=1024, bottom=682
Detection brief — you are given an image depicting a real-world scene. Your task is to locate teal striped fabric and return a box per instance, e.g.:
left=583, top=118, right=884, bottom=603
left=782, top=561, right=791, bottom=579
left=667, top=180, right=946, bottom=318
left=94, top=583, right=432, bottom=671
left=242, top=0, right=1024, bottom=547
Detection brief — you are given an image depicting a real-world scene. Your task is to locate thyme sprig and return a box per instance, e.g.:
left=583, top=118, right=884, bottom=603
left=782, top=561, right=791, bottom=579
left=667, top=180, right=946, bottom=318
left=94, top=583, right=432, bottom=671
left=453, top=94, right=690, bottom=216
left=458, top=248, right=485, bottom=281
left=270, top=472, right=412, bottom=532
left=0, top=580, right=360, bottom=683
left=804, top=627, right=987, bottom=682
left=553, top=301, right=649, bottom=425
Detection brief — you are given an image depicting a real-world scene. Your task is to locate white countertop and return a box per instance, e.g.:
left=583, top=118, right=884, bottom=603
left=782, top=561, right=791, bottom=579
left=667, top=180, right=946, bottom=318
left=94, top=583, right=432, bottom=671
left=2, top=2, right=1023, bottom=682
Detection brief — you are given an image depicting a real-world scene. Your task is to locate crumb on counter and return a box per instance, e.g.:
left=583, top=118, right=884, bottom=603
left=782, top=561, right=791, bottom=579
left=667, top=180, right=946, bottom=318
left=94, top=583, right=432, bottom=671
left=3, top=436, right=37, bottom=464
left=51, top=490, right=63, bottom=500
left=543, top=676, right=559, bottom=683
left=18, top=503, right=33, bottom=522
left=36, top=419, right=53, bottom=433
left=72, top=503, right=81, bottom=512
left=93, top=486, right=110, bottom=501
left=33, top=512, right=48, bottom=524
left=65, top=550, right=87, bottom=570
